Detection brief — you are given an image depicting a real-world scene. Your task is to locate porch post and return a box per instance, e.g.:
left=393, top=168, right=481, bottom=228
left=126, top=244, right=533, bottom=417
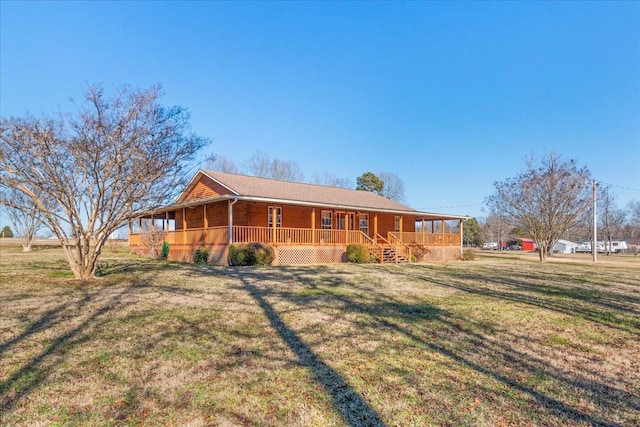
left=151, top=214, right=155, bottom=231
left=345, top=213, right=349, bottom=244
left=202, top=205, right=208, bottom=246
left=228, top=200, right=236, bottom=244
left=182, top=208, right=187, bottom=246
left=272, top=207, right=276, bottom=244
left=311, top=209, right=316, bottom=244
left=441, top=219, right=445, bottom=245
left=374, top=213, right=378, bottom=238
left=421, top=217, right=425, bottom=245
left=399, top=216, right=403, bottom=234
left=165, top=212, right=168, bottom=231
left=460, top=219, right=464, bottom=254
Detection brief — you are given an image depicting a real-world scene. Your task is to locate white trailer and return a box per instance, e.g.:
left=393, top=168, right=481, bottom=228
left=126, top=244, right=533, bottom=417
left=574, top=241, right=627, bottom=254
left=606, top=241, right=628, bottom=253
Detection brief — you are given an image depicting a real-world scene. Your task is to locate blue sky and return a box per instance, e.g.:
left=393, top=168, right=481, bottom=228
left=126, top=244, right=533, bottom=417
left=1, top=1, right=639, bottom=218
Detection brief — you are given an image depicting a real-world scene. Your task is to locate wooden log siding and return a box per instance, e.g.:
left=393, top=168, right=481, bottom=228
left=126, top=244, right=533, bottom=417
left=206, top=202, right=229, bottom=227
left=182, top=175, right=232, bottom=202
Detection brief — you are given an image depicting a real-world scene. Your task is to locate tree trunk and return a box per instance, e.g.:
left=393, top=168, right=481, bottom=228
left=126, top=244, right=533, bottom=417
left=60, top=239, right=99, bottom=281
left=22, top=244, right=32, bottom=252
left=537, top=241, right=548, bottom=262
left=538, top=250, right=546, bottom=262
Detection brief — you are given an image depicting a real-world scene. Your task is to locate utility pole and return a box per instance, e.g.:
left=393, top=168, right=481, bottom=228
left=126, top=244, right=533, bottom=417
left=593, top=179, right=598, bottom=263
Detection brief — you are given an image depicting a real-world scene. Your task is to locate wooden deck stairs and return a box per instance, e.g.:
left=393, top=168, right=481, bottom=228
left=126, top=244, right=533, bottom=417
left=370, top=234, right=412, bottom=264
left=381, top=245, right=411, bottom=263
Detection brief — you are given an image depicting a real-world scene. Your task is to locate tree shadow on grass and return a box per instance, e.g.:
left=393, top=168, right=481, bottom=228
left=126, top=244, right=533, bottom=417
left=393, top=264, right=640, bottom=333
left=229, top=265, right=636, bottom=426
left=229, top=269, right=386, bottom=427
left=0, top=286, right=134, bottom=419
left=356, top=264, right=639, bottom=421
left=0, top=292, right=93, bottom=359
left=377, top=315, right=625, bottom=427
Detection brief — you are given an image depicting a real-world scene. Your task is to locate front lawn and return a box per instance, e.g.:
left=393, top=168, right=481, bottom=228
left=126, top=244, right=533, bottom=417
left=1, top=247, right=638, bottom=426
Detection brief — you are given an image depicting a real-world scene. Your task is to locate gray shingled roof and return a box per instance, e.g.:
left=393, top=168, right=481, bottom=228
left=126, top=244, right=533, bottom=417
left=203, top=170, right=418, bottom=213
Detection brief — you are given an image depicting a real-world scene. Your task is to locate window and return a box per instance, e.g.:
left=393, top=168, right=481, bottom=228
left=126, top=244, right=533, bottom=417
left=268, top=206, right=282, bottom=228
left=394, top=216, right=401, bottom=232
left=348, top=213, right=355, bottom=230
left=359, top=214, right=369, bottom=235
left=337, top=212, right=345, bottom=230
left=321, top=211, right=332, bottom=229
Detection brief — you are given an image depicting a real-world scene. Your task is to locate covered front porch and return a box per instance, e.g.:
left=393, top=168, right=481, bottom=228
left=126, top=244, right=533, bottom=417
left=128, top=198, right=464, bottom=265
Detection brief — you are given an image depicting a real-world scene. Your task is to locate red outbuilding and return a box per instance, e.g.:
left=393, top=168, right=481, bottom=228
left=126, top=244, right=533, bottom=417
left=517, top=238, right=536, bottom=251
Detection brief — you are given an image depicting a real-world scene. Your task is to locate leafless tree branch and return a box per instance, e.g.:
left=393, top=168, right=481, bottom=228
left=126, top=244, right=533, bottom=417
left=0, top=84, right=210, bottom=279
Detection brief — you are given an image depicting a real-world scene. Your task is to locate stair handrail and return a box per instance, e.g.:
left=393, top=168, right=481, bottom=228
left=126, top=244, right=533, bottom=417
left=387, top=232, right=413, bottom=262
left=375, top=233, right=390, bottom=245
left=359, top=231, right=376, bottom=245
left=366, top=233, right=389, bottom=263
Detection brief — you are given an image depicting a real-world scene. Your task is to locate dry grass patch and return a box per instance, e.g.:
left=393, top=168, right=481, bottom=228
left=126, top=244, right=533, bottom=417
left=1, top=246, right=639, bottom=426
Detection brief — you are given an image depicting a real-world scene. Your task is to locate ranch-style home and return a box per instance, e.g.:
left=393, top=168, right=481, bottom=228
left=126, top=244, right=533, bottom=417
left=129, top=170, right=470, bottom=265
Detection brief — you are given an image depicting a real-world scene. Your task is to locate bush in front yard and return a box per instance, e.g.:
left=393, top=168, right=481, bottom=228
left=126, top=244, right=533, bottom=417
left=193, top=247, right=209, bottom=265
left=228, top=244, right=247, bottom=266
left=229, top=242, right=275, bottom=266
left=346, top=244, right=370, bottom=263
left=249, top=242, right=275, bottom=265
left=161, top=241, right=170, bottom=259
left=461, top=248, right=476, bottom=261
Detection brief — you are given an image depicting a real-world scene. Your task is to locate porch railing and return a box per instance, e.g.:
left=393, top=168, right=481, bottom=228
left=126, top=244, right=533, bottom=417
left=130, top=228, right=461, bottom=247
left=233, top=226, right=373, bottom=245
left=130, top=226, right=373, bottom=246
left=388, top=232, right=461, bottom=246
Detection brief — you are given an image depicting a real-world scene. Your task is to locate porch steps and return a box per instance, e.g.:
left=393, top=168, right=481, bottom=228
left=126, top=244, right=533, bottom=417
left=370, top=245, right=411, bottom=264
left=382, top=246, right=411, bottom=263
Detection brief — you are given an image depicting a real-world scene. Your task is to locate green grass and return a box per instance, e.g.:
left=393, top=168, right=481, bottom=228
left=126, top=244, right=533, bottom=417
left=1, top=246, right=639, bottom=426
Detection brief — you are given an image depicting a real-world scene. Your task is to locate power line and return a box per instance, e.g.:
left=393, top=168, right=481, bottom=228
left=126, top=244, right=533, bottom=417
left=418, top=202, right=484, bottom=211
left=596, top=180, right=640, bottom=193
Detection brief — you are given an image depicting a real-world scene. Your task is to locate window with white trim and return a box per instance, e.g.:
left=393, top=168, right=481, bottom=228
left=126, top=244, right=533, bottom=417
left=359, top=214, right=369, bottom=235
left=321, top=211, right=332, bottom=229
left=268, top=206, right=282, bottom=228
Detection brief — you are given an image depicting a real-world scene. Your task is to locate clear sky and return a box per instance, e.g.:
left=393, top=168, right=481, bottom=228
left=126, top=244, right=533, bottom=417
left=1, top=1, right=639, bottom=218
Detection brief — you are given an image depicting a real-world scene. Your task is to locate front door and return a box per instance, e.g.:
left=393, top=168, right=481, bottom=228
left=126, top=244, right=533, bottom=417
left=336, top=212, right=356, bottom=230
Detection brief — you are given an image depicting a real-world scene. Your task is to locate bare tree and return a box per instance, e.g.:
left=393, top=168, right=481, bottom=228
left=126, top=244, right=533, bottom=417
left=378, top=171, right=406, bottom=203
left=483, top=214, right=512, bottom=249
left=206, top=154, right=239, bottom=173
left=623, top=200, right=640, bottom=241
left=312, top=172, right=352, bottom=188
left=139, top=229, right=167, bottom=259
left=1, top=188, right=43, bottom=252
left=630, top=200, right=640, bottom=223
left=0, top=84, right=209, bottom=280
left=485, top=152, right=591, bottom=262
left=244, top=151, right=304, bottom=182
left=599, top=186, right=627, bottom=255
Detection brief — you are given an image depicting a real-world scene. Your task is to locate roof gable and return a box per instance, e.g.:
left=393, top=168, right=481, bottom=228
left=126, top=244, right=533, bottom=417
left=176, top=171, right=237, bottom=203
